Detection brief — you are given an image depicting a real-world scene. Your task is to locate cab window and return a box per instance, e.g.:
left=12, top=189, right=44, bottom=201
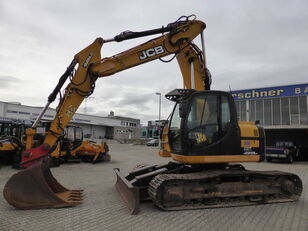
left=169, top=103, right=182, bottom=151
left=187, top=95, right=231, bottom=147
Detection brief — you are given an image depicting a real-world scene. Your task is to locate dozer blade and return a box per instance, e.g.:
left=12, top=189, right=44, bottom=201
left=3, top=160, right=83, bottom=210
left=114, top=168, right=140, bottom=215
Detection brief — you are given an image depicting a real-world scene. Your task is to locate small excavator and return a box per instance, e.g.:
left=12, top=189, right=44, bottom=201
left=3, top=15, right=302, bottom=213
left=0, top=120, right=26, bottom=168
left=59, top=125, right=110, bottom=164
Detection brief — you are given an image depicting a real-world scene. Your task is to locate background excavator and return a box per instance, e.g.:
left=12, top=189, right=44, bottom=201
left=28, top=123, right=110, bottom=166
left=0, top=118, right=109, bottom=168
left=3, top=15, right=302, bottom=213
left=59, top=125, right=110, bottom=164
left=0, top=120, right=25, bottom=168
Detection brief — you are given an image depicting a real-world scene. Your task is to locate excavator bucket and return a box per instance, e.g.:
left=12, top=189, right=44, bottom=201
left=3, top=160, right=83, bottom=209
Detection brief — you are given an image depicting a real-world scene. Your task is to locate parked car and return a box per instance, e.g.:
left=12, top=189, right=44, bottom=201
left=265, top=141, right=301, bottom=163
left=146, top=139, right=159, bottom=146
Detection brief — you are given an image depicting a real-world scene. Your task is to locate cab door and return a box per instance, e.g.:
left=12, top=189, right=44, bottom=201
left=183, top=91, right=241, bottom=156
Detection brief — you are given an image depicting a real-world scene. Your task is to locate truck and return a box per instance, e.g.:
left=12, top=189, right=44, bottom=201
left=266, top=141, right=301, bottom=163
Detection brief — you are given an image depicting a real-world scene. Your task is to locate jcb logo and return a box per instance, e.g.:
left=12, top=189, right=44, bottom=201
left=138, top=46, right=165, bottom=60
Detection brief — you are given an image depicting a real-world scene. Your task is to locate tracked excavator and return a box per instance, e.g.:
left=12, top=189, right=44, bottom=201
left=3, top=15, right=302, bottom=213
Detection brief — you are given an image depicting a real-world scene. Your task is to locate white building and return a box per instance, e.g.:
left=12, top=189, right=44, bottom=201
left=0, top=101, right=141, bottom=141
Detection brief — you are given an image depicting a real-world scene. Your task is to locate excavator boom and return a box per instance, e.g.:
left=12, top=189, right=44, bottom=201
left=4, top=16, right=209, bottom=210
left=22, top=17, right=207, bottom=166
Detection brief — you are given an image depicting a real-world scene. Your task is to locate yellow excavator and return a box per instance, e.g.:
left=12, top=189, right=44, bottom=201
left=0, top=120, right=26, bottom=168
left=59, top=125, right=110, bottom=164
left=18, top=122, right=109, bottom=167
left=3, top=15, right=302, bottom=213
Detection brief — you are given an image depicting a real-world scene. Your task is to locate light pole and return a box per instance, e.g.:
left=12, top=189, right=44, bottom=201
left=155, top=92, right=161, bottom=147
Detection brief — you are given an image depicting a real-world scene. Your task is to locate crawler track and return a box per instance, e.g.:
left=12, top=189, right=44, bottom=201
left=148, top=170, right=302, bottom=211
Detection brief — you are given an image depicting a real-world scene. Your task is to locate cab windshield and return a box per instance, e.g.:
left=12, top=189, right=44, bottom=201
left=187, top=94, right=231, bottom=147
left=168, top=93, right=232, bottom=152
left=0, top=123, right=12, bottom=136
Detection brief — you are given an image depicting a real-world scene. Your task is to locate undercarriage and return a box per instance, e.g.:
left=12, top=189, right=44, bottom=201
left=114, top=162, right=303, bottom=214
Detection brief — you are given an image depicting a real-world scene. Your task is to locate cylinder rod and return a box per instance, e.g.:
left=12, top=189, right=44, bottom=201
left=32, top=102, right=51, bottom=128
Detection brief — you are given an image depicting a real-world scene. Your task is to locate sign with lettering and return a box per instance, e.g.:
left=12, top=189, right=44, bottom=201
left=231, top=83, right=308, bottom=100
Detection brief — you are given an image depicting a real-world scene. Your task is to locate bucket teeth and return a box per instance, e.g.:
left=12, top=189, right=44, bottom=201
left=56, top=190, right=83, bottom=203
left=69, top=194, right=83, bottom=199
left=71, top=190, right=84, bottom=193
left=70, top=191, right=83, bottom=195
left=69, top=194, right=83, bottom=198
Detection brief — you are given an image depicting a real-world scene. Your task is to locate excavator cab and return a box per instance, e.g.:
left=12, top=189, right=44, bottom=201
left=167, top=89, right=241, bottom=158
left=165, top=89, right=267, bottom=164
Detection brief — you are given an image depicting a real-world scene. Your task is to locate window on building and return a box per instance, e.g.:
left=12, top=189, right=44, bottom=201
left=299, top=96, right=308, bottom=125
left=75, top=118, right=91, bottom=122
left=44, top=115, right=54, bottom=118
left=290, top=97, right=299, bottom=125
left=281, top=97, right=290, bottom=125
left=240, top=101, right=246, bottom=121
left=264, top=99, right=272, bottom=125
left=235, top=101, right=240, bottom=120
left=249, top=100, right=256, bottom=122
left=19, top=111, right=30, bottom=115
left=84, top=134, right=91, bottom=138
left=272, top=98, right=281, bottom=125
left=256, top=100, right=263, bottom=125
left=7, top=110, right=18, bottom=114
left=153, top=130, right=159, bottom=137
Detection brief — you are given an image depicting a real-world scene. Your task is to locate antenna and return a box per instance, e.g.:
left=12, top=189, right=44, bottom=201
left=229, top=84, right=232, bottom=93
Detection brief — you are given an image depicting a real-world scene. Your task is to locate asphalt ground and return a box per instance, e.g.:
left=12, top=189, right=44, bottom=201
left=0, top=144, right=307, bottom=231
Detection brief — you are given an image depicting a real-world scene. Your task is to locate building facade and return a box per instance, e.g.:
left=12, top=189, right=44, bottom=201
left=231, top=83, right=308, bottom=128
left=231, top=83, right=308, bottom=150
left=0, top=102, right=141, bottom=141
left=107, top=111, right=141, bottom=140
left=140, top=120, right=168, bottom=139
left=140, top=121, right=159, bottom=139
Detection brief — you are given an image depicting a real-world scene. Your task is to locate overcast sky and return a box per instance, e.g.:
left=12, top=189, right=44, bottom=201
left=1, top=0, right=308, bottom=124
